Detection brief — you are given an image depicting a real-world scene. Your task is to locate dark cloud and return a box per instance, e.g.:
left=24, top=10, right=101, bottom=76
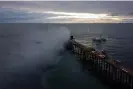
left=128, top=12, right=133, bottom=16
left=0, top=8, right=58, bottom=23
left=0, top=1, right=133, bottom=23
left=1, top=1, right=133, bottom=14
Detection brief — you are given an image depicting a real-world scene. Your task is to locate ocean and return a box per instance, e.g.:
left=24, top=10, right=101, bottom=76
left=48, top=23, right=133, bottom=67
left=0, top=23, right=133, bottom=89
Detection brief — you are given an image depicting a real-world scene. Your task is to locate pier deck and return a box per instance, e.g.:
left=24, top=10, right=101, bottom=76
left=66, top=39, right=133, bottom=89
left=45, top=51, right=110, bottom=89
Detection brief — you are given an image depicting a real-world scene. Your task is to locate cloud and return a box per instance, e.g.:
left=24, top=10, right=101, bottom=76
left=0, top=8, right=57, bottom=23
left=44, top=11, right=133, bottom=23
left=128, top=12, right=133, bottom=16
left=0, top=7, right=133, bottom=23
left=0, top=1, right=133, bottom=23
left=1, top=1, right=133, bottom=14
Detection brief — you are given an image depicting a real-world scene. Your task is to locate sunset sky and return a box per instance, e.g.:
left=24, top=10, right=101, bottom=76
left=0, top=1, right=133, bottom=23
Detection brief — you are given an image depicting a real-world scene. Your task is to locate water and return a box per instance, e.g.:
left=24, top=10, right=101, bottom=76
left=58, top=23, right=133, bottom=68
left=0, top=23, right=133, bottom=89
left=0, top=23, right=71, bottom=89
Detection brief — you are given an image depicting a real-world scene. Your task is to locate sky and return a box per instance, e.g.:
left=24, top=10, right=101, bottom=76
left=0, top=1, right=133, bottom=23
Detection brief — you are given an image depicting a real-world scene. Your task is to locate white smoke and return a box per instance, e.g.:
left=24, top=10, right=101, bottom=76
left=0, top=25, right=71, bottom=89
left=2, top=26, right=70, bottom=72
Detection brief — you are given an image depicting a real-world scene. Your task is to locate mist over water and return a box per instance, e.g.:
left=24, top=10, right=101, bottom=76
left=1, top=23, right=133, bottom=89
left=0, top=24, right=70, bottom=89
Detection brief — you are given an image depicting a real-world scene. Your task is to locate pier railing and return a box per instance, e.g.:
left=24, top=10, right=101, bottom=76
left=70, top=40, right=133, bottom=89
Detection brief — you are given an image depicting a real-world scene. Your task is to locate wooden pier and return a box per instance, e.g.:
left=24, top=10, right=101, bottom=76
left=66, top=39, right=133, bottom=89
